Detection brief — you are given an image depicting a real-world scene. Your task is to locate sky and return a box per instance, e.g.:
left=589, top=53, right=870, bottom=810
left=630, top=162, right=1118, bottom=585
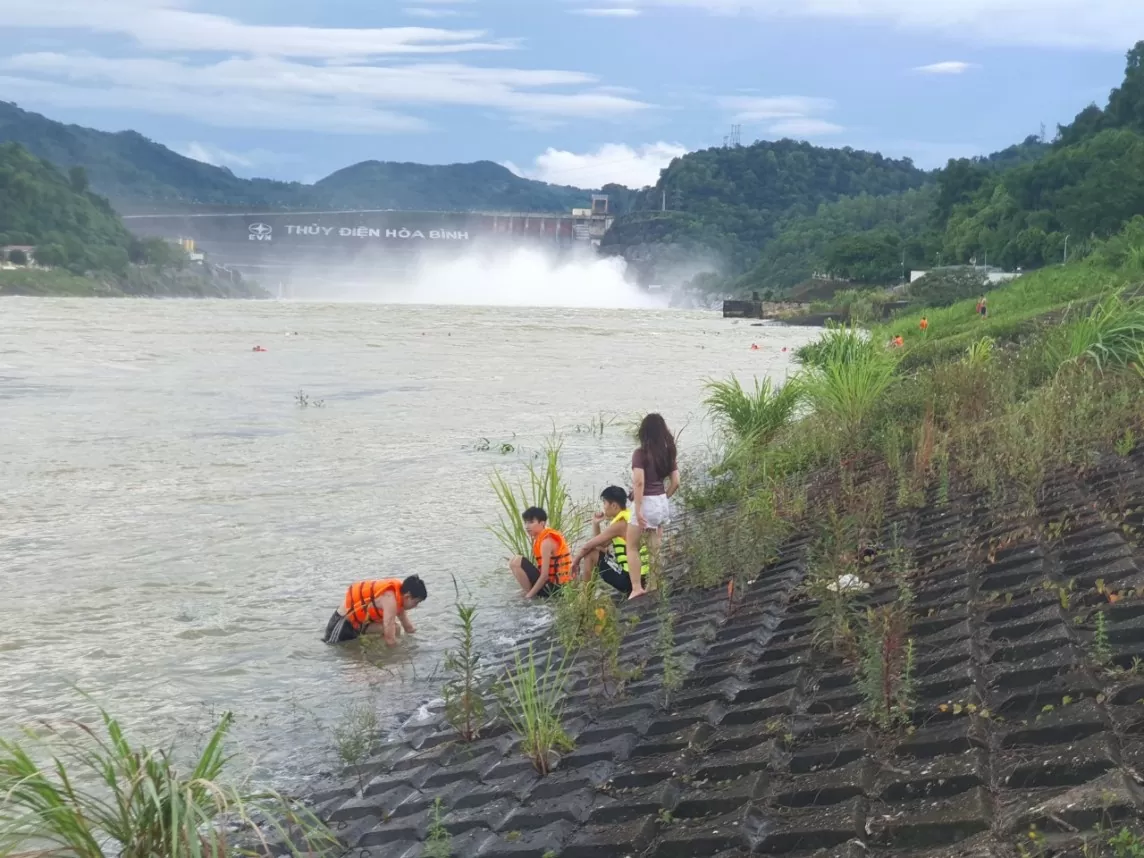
left=0, top=0, right=1138, bottom=189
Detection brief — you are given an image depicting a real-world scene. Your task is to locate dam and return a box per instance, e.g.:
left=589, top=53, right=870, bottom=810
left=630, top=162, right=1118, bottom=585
left=121, top=199, right=615, bottom=278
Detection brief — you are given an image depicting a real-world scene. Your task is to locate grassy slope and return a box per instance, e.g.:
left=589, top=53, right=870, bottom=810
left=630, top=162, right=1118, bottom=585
left=872, top=263, right=1133, bottom=368
left=0, top=269, right=117, bottom=296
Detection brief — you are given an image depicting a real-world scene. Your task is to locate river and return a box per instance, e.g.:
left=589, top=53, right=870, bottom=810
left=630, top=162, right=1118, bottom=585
left=0, top=298, right=813, bottom=787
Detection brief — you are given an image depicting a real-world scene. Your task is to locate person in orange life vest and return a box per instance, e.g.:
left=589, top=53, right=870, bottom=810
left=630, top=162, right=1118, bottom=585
left=891, top=334, right=904, bottom=348
left=920, top=316, right=929, bottom=332
left=322, top=575, right=427, bottom=645
left=509, top=506, right=573, bottom=600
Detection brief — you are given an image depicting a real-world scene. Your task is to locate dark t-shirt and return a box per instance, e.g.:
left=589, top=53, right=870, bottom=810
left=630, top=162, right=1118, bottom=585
left=632, top=448, right=673, bottom=496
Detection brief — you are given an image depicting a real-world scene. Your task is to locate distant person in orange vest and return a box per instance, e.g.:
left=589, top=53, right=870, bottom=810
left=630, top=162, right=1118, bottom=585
left=323, top=576, right=427, bottom=645
left=920, top=316, right=929, bottom=333
left=510, top=507, right=573, bottom=599
left=977, top=296, right=988, bottom=318
left=891, top=334, right=904, bottom=348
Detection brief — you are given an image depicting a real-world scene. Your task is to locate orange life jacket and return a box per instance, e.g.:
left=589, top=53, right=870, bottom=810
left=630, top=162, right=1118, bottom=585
left=920, top=319, right=929, bottom=331
left=343, top=579, right=404, bottom=630
left=533, top=528, right=573, bottom=586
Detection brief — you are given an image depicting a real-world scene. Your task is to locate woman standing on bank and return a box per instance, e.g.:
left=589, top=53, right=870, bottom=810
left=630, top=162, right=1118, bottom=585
left=626, top=413, right=680, bottom=600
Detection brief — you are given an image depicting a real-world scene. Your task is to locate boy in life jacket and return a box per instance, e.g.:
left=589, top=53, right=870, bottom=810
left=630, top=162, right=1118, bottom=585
left=570, top=486, right=651, bottom=595
left=510, top=507, right=573, bottom=599
left=322, top=576, right=427, bottom=645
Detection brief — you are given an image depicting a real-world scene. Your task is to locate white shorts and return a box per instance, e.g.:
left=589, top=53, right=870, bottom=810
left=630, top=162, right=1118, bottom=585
left=639, top=494, right=671, bottom=529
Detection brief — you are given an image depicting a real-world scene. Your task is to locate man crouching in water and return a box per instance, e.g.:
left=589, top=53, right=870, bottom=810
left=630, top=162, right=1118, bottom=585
left=323, top=576, right=427, bottom=645
left=509, top=507, right=573, bottom=599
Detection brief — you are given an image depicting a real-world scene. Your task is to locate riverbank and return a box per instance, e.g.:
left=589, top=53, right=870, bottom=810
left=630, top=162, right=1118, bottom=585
left=0, top=263, right=267, bottom=298
left=299, top=236, right=1144, bottom=856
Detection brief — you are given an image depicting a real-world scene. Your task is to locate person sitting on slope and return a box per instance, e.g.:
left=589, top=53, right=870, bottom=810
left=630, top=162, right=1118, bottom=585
left=570, top=486, right=651, bottom=596
left=509, top=507, right=573, bottom=600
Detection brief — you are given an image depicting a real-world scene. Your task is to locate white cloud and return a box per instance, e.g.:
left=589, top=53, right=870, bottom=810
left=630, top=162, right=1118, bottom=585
left=178, top=142, right=298, bottom=170
left=568, top=0, right=1144, bottom=50
left=718, top=95, right=842, bottom=137
left=2, top=54, right=649, bottom=125
left=506, top=142, right=689, bottom=188
left=768, top=118, right=844, bottom=136
left=914, top=61, right=979, bottom=74
left=0, top=0, right=509, bottom=57
left=573, top=8, right=643, bottom=16
left=718, top=95, right=834, bottom=122
left=404, top=7, right=462, bottom=18
left=0, top=1, right=651, bottom=134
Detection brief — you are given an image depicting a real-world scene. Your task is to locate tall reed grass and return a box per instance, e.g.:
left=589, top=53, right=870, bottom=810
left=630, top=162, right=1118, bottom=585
left=0, top=709, right=337, bottom=858
left=803, top=350, right=897, bottom=434
left=498, top=645, right=574, bottom=776
left=794, top=322, right=880, bottom=369
left=488, top=435, right=585, bottom=558
left=704, top=374, right=802, bottom=448
left=1046, top=294, right=1144, bottom=373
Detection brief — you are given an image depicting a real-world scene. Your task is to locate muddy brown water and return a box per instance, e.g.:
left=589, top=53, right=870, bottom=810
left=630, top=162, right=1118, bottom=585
left=0, top=298, right=814, bottom=787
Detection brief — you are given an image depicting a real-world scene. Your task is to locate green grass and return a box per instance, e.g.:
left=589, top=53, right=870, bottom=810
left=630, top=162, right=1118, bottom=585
left=803, top=349, right=897, bottom=435
left=704, top=374, right=802, bottom=448
left=0, top=268, right=118, bottom=297
left=497, top=645, right=574, bottom=776
left=0, top=707, right=337, bottom=858
left=488, top=434, right=586, bottom=558
left=873, top=263, right=1131, bottom=358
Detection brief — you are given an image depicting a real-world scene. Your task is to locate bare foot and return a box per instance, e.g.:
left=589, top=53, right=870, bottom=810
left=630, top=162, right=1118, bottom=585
left=628, top=588, right=648, bottom=601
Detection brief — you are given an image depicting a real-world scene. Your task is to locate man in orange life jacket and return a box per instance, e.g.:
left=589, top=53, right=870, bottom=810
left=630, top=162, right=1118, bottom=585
left=322, top=576, right=427, bottom=645
left=509, top=506, right=573, bottom=599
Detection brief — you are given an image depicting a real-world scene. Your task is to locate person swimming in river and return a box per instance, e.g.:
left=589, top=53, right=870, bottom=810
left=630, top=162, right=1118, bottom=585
left=322, top=576, right=427, bottom=645
left=570, top=486, right=652, bottom=596
left=509, top=507, right=573, bottom=600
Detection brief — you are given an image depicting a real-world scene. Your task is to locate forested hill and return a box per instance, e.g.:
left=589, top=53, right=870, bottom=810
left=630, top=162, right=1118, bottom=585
left=0, top=141, right=134, bottom=271
left=599, top=140, right=930, bottom=272
left=695, top=40, right=1144, bottom=297
left=0, top=102, right=592, bottom=213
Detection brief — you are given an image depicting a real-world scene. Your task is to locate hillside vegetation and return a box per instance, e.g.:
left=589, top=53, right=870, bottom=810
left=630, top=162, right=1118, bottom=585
left=0, top=102, right=591, bottom=213
left=0, top=142, right=264, bottom=297
left=715, top=42, right=1144, bottom=296
left=600, top=139, right=928, bottom=272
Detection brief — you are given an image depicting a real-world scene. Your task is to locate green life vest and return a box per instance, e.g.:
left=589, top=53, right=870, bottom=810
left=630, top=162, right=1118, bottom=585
left=610, top=509, right=650, bottom=573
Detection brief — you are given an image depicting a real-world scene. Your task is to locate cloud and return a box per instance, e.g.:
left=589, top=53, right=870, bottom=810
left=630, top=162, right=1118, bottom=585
left=178, top=142, right=299, bottom=170
left=0, top=2, right=651, bottom=134
left=0, top=0, right=510, bottom=57
left=404, top=7, right=462, bottom=18
left=568, top=0, right=1144, bottom=50
left=768, top=118, right=844, bottom=136
left=572, top=8, right=643, bottom=16
left=718, top=95, right=842, bottom=137
left=914, top=61, right=978, bottom=75
left=505, top=142, right=689, bottom=188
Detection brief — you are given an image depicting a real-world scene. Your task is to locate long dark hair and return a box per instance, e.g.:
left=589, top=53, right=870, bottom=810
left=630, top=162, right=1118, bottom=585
left=638, top=413, right=677, bottom=478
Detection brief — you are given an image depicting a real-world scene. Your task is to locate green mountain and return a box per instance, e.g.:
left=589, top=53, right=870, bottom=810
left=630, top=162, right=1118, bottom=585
left=0, top=141, right=134, bottom=272
left=313, top=159, right=588, bottom=212
left=0, top=101, right=593, bottom=213
left=600, top=139, right=930, bottom=273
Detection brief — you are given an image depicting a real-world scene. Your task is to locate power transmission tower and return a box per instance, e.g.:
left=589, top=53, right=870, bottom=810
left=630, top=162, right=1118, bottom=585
left=730, top=124, right=742, bottom=147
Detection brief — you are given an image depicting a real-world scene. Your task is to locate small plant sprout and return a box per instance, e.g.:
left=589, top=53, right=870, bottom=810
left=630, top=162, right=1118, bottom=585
left=443, top=601, right=487, bottom=742
left=331, top=702, right=380, bottom=796
left=423, top=798, right=452, bottom=858
left=1093, top=609, right=1113, bottom=668
left=656, top=580, right=682, bottom=705
left=1116, top=428, right=1137, bottom=458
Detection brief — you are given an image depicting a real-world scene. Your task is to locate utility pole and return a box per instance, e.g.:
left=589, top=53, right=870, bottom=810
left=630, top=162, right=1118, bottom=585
left=662, top=189, right=666, bottom=212
left=1064, top=234, right=1070, bottom=264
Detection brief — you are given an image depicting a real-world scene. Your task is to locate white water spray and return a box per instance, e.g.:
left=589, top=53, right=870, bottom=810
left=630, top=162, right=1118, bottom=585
left=282, top=247, right=664, bottom=309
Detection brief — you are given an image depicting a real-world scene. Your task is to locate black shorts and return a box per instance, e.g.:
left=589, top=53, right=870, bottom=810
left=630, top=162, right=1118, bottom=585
left=521, top=558, right=563, bottom=598
left=596, top=554, right=645, bottom=595
left=323, top=610, right=360, bottom=644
